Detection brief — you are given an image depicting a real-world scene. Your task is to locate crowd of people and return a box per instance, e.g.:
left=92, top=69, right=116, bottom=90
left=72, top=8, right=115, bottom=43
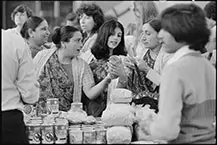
left=2, top=1, right=216, bottom=144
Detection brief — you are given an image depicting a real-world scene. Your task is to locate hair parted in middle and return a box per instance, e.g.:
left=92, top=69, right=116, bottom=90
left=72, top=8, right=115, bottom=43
left=91, top=19, right=127, bottom=60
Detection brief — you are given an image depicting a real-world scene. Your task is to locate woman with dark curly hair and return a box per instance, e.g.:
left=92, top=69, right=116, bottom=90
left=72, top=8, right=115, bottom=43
left=76, top=3, right=105, bottom=63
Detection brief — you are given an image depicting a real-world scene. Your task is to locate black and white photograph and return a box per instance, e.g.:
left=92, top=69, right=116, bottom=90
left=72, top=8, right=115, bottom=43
left=2, top=1, right=216, bottom=144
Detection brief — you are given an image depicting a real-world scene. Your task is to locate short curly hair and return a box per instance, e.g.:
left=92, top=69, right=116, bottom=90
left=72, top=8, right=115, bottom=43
left=76, top=3, right=105, bottom=34
left=11, top=4, right=33, bottom=22
left=204, top=1, right=216, bottom=21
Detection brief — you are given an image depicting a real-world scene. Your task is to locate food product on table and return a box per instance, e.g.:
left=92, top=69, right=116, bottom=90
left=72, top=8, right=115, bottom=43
left=109, top=55, right=121, bottom=79
left=134, top=105, right=157, bottom=141
left=66, top=103, right=87, bottom=124
left=101, top=103, right=135, bottom=127
left=106, top=126, right=132, bottom=144
left=83, top=115, right=97, bottom=125
left=110, top=88, right=132, bottom=103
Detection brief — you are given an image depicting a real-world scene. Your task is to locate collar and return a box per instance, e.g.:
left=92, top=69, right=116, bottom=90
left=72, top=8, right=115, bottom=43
left=165, top=45, right=195, bottom=66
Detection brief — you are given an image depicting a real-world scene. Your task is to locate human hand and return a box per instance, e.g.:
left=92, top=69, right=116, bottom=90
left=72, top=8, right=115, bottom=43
left=137, top=58, right=151, bottom=73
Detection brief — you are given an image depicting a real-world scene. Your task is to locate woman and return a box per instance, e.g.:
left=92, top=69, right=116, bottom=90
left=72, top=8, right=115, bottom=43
left=34, top=26, right=113, bottom=115
left=6, top=4, right=33, bottom=37
left=76, top=3, right=105, bottom=63
left=126, top=1, right=159, bottom=59
left=84, top=19, right=127, bottom=117
left=110, top=18, right=171, bottom=112
left=20, top=16, right=50, bottom=58
left=142, top=3, right=215, bottom=143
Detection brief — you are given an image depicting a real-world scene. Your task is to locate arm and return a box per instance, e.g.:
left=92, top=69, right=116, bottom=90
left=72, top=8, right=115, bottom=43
left=15, top=44, right=40, bottom=104
left=148, top=66, right=183, bottom=141
left=82, top=63, right=112, bottom=100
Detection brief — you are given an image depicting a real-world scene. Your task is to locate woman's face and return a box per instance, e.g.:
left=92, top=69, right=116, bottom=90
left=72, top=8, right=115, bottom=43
left=31, top=20, right=50, bottom=47
left=79, top=13, right=95, bottom=33
left=107, top=27, right=122, bottom=50
left=63, top=31, right=83, bottom=58
left=158, top=29, right=183, bottom=53
left=14, top=11, right=28, bottom=27
left=141, top=23, right=160, bottom=49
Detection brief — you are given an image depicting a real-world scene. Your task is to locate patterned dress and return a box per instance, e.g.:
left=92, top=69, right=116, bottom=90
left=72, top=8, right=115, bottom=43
left=125, top=49, right=159, bottom=112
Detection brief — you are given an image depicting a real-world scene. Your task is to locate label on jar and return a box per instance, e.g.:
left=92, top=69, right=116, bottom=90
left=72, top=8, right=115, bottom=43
left=41, top=123, right=54, bottom=144
left=47, top=98, right=59, bottom=115
left=83, top=129, right=96, bottom=144
left=26, top=123, right=41, bottom=144
left=69, top=127, right=83, bottom=144
left=54, top=123, right=68, bottom=144
left=95, top=128, right=106, bottom=144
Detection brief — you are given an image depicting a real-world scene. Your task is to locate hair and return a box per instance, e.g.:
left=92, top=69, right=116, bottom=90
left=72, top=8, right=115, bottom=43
left=76, top=3, right=105, bottom=34
left=204, top=1, right=216, bottom=21
left=148, top=18, right=161, bottom=33
left=66, top=12, right=77, bottom=21
left=160, top=3, right=210, bottom=52
left=104, top=15, right=117, bottom=22
left=20, top=16, right=45, bottom=39
left=133, top=1, right=159, bottom=52
left=11, top=4, right=33, bottom=22
left=91, top=19, right=127, bottom=60
left=51, top=25, right=80, bottom=49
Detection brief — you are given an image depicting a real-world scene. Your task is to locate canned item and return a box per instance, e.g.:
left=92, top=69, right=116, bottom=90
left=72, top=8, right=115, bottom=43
left=82, top=127, right=96, bottom=144
left=54, top=123, right=68, bottom=144
left=41, top=123, right=54, bottom=144
left=47, top=98, right=59, bottom=115
left=95, top=127, right=106, bottom=144
left=69, top=126, right=83, bottom=144
left=26, top=123, right=41, bottom=144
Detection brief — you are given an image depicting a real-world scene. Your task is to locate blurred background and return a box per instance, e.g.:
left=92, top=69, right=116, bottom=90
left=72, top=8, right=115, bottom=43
left=2, top=1, right=209, bottom=31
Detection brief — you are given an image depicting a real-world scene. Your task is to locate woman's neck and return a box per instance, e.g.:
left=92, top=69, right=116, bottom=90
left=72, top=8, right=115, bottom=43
left=57, top=49, right=72, bottom=64
left=109, top=49, right=113, bottom=56
left=15, top=25, right=22, bottom=32
left=149, top=44, right=161, bottom=60
left=26, top=39, right=41, bottom=58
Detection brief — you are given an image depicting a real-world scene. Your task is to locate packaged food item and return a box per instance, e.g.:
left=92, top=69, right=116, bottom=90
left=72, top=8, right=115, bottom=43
left=82, top=126, right=96, bottom=144
left=41, top=122, right=54, bottom=144
left=47, top=98, right=59, bottom=115
left=109, top=55, right=121, bottom=79
left=68, top=126, right=83, bottom=144
left=26, top=122, right=41, bottom=144
left=95, top=126, right=107, bottom=144
left=66, top=102, right=87, bottom=125
left=54, top=119, right=68, bottom=144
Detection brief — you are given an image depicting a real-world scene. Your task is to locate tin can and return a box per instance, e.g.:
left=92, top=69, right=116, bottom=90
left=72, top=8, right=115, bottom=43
left=41, top=123, right=54, bottom=144
left=82, top=126, right=96, bottom=144
left=54, top=122, right=68, bottom=144
left=95, top=127, right=106, bottom=144
left=26, top=123, right=41, bottom=144
left=47, top=98, right=59, bottom=115
left=69, top=126, right=83, bottom=144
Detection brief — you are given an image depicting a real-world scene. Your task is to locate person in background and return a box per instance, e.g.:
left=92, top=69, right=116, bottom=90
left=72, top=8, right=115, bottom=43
left=84, top=19, right=127, bottom=117
left=76, top=3, right=105, bottom=63
left=104, top=14, right=118, bottom=22
left=20, top=16, right=50, bottom=58
left=33, top=26, right=113, bottom=114
left=2, top=30, right=39, bottom=144
left=6, top=4, right=33, bottom=37
left=142, top=3, right=215, bottom=143
left=126, top=1, right=159, bottom=59
left=203, top=1, right=216, bottom=67
left=65, top=12, right=80, bottom=29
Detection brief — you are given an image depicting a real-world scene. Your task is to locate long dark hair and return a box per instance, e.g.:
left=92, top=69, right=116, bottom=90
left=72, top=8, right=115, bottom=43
left=91, top=19, right=127, bottom=60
